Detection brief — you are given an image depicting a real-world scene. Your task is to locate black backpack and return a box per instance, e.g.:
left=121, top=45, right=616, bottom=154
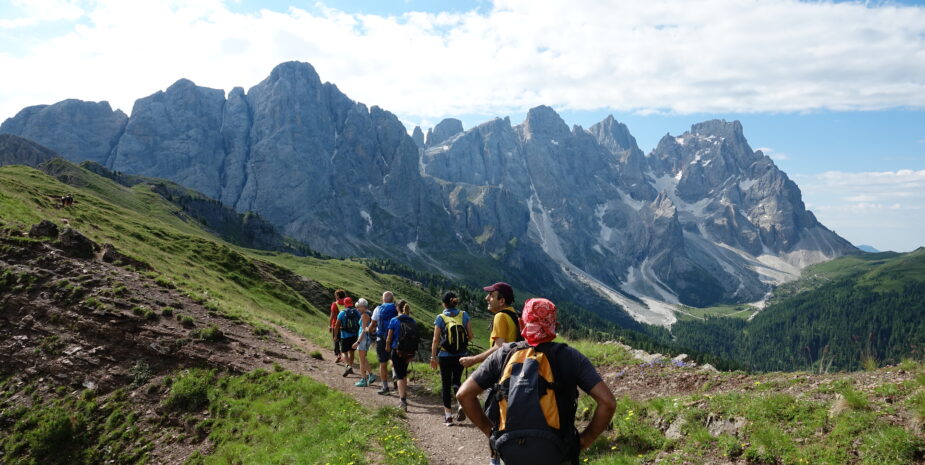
left=439, top=312, right=469, bottom=354
left=485, top=342, right=579, bottom=465
left=342, top=308, right=360, bottom=334
left=395, top=316, right=419, bottom=359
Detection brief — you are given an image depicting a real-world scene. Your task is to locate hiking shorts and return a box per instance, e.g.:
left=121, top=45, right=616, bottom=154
left=376, top=337, right=391, bottom=363
left=338, top=336, right=357, bottom=353
left=391, top=351, right=410, bottom=380
left=356, top=332, right=373, bottom=352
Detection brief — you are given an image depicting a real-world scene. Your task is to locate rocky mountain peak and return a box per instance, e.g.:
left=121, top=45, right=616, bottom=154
left=690, top=119, right=744, bottom=140
left=265, top=60, right=321, bottom=85
left=590, top=115, right=641, bottom=155
left=425, top=118, right=464, bottom=146
left=411, top=126, right=425, bottom=148
left=0, top=99, right=127, bottom=165
left=523, top=105, right=570, bottom=141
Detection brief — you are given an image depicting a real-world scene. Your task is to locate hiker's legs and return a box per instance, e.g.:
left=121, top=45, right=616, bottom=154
left=333, top=333, right=341, bottom=362
left=375, top=338, right=391, bottom=389
left=358, top=350, right=369, bottom=377
left=438, top=356, right=459, bottom=411
left=339, top=337, right=357, bottom=369
left=450, top=355, right=464, bottom=396
left=391, top=353, right=409, bottom=399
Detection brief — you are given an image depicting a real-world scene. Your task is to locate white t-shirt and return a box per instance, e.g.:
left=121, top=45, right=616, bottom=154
left=370, top=306, right=382, bottom=338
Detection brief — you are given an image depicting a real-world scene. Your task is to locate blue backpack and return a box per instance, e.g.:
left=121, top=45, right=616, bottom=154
left=376, top=303, right=397, bottom=337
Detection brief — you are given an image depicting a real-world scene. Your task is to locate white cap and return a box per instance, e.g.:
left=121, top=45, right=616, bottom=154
left=356, top=298, right=369, bottom=308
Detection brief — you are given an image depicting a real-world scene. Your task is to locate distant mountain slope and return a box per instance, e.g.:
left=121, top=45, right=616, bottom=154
left=672, top=248, right=925, bottom=371
left=1, top=61, right=857, bottom=326
left=0, top=133, right=57, bottom=167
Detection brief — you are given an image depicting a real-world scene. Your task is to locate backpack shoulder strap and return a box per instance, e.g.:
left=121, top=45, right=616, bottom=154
left=499, top=309, right=522, bottom=339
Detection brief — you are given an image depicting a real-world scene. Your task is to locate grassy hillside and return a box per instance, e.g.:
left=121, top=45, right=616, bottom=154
left=672, top=249, right=925, bottom=372
left=2, top=160, right=924, bottom=464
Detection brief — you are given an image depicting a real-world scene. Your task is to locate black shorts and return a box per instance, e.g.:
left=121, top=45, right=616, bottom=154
left=338, top=336, right=357, bottom=354
left=391, top=351, right=410, bottom=380
left=376, top=337, right=391, bottom=362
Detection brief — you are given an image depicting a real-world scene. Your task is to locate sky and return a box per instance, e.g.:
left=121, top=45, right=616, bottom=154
left=0, top=0, right=923, bottom=252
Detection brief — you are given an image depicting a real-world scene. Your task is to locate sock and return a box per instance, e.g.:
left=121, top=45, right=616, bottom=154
left=401, top=397, right=407, bottom=402
left=383, top=381, right=388, bottom=389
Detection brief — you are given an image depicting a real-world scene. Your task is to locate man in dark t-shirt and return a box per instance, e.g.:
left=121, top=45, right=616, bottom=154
left=457, top=298, right=616, bottom=465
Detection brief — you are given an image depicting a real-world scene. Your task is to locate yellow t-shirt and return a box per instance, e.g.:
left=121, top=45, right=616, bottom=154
left=489, top=307, right=519, bottom=345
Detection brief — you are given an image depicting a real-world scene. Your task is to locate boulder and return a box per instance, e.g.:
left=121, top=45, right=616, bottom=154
left=29, top=220, right=59, bottom=239
left=56, top=228, right=97, bottom=258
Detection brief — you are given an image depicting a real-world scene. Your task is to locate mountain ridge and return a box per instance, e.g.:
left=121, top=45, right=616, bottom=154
left=0, top=61, right=857, bottom=326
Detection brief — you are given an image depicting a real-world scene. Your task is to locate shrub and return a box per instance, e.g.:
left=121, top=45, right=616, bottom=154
left=161, top=307, right=174, bottom=317
left=309, top=351, right=324, bottom=360
left=25, top=406, right=82, bottom=464
left=164, top=369, right=214, bottom=411
left=179, top=315, right=195, bottom=327
left=130, top=360, right=152, bottom=386
left=193, top=325, right=224, bottom=342
left=840, top=387, right=870, bottom=410
left=154, top=276, right=175, bottom=289
left=131, top=306, right=146, bottom=316
left=858, top=426, right=924, bottom=465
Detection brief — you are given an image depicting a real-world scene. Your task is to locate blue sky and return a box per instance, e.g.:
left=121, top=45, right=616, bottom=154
left=0, top=0, right=923, bottom=251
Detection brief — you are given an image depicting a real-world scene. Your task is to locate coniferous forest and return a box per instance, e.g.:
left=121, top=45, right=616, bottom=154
left=671, top=249, right=925, bottom=372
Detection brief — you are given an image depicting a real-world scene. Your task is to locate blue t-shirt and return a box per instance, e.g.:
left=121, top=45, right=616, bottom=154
left=434, top=308, right=470, bottom=357
left=337, top=308, right=360, bottom=339
left=388, top=314, right=415, bottom=350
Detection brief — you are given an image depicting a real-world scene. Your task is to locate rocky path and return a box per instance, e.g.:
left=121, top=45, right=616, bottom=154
left=274, top=326, right=491, bottom=465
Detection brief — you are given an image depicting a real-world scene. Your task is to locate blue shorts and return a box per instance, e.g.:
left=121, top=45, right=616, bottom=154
left=356, top=332, right=373, bottom=351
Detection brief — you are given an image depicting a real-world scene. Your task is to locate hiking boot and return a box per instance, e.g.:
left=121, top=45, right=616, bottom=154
left=342, top=366, right=354, bottom=377
left=443, top=413, right=454, bottom=427
left=455, top=405, right=466, bottom=422
left=354, top=378, right=368, bottom=387
left=367, top=374, right=378, bottom=384
left=399, top=399, right=408, bottom=412
left=377, top=387, right=390, bottom=395
left=392, top=380, right=398, bottom=390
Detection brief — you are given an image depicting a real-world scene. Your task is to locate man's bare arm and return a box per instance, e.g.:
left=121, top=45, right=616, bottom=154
left=578, top=381, right=617, bottom=450
left=460, top=338, right=505, bottom=367
left=456, top=377, right=491, bottom=436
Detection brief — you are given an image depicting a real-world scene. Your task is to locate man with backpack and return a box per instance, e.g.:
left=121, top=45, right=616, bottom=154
left=367, top=291, right=398, bottom=395
left=329, top=289, right=348, bottom=364
left=460, top=282, right=521, bottom=369
left=386, top=300, right=419, bottom=411
left=430, top=291, right=475, bottom=426
left=334, top=297, right=361, bottom=377
left=456, top=298, right=616, bottom=465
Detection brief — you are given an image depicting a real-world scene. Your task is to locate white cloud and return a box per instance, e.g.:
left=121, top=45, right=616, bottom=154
left=0, top=0, right=85, bottom=28
left=1, top=0, right=925, bottom=121
left=801, top=169, right=925, bottom=251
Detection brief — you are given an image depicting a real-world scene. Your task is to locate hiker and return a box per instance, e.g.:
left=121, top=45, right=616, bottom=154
left=457, top=298, right=616, bottom=465
left=460, top=282, right=521, bottom=368
left=386, top=299, right=418, bottom=411
left=334, top=297, right=361, bottom=377
left=351, top=298, right=378, bottom=387
left=367, top=291, right=398, bottom=394
left=329, top=289, right=348, bottom=364
left=430, top=291, right=474, bottom=426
